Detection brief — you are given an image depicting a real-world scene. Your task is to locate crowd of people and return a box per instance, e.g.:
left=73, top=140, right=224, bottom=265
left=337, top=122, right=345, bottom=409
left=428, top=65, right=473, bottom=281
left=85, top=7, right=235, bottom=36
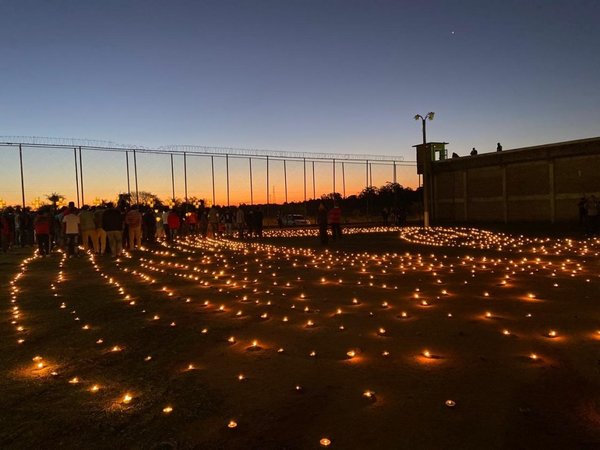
left=1, top=194, right=598, bottom=255
left=0, top=202, right=266, bottom=257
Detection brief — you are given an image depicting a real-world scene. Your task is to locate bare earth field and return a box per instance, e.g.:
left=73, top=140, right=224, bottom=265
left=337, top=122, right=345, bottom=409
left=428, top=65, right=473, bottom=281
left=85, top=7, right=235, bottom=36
left=2, top=227, right=600, bottom=450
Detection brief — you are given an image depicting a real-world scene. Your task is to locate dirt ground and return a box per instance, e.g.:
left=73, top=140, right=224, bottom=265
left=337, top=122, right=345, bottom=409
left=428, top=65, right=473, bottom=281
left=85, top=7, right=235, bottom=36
left=1, top=228, right=600, bottom=450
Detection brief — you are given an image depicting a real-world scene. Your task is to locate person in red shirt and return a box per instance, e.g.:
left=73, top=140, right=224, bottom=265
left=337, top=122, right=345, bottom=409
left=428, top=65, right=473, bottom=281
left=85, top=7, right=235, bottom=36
left=328, top=204, right=342, bottom=241
left=167, top=210, right=180, bottom=241
left=34, top=210, right=52, bottom=256
left=186, top=210, right=198, bottom=235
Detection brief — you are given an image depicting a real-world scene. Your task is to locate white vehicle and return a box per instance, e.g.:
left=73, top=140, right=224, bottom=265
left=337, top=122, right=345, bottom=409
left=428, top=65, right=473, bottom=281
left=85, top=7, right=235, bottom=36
left=282, top=214, right=311, bottom=226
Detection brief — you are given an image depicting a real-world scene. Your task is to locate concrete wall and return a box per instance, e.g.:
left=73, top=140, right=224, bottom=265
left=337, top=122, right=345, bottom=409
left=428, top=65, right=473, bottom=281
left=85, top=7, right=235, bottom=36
left=432, top=137, right=600, bottom=223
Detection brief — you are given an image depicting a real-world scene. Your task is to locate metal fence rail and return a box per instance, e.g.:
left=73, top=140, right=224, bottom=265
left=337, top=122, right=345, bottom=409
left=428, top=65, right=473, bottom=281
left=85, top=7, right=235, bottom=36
left=0, top=137, right=416, bottom=208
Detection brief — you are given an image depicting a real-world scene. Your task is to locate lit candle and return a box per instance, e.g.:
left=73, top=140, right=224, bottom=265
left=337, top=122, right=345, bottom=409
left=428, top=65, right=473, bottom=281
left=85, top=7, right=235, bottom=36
left=362, top=390, right=375, bottom=400
left=319, top=438, right=331, bottom=447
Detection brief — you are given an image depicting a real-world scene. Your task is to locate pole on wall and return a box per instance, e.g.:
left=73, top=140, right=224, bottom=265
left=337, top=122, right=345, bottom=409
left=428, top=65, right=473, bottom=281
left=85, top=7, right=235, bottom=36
left=422, top=147, right=431, bottom=227
left=332, top=158, right=336, bottom=196
left=342, top=162, right=346, bottom=198
left=312, top=161, right=316, bottom=200
left=183, top=152, right=188, bottom=203
left=226, top=154, right=230, bottom=206
left=266, top=156, right=270, bottom=204
left=211, top=156, right=216, bottom=206
left=133, top=149, right=139, bottom=204
left=283, top=159, right=288, bottom=204
left=126, top=151, right=131, bottom=196
left=18, top=144, right=25, bottom=208
left=74, top=148, right=80, bottom=207
left=365, top=160, right=369, bottom=220
left=79, top=146, right=84, bottom=205
left=303, top=158, right=307, bottom=202
left=248, top=158, right=254, bottom=205
left=170, top=153, right=175, bottom=201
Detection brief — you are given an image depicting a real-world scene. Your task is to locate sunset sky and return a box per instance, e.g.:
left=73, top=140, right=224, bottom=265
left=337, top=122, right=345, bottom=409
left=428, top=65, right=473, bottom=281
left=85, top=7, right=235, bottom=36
left=1, top=0, right=599, bottom=205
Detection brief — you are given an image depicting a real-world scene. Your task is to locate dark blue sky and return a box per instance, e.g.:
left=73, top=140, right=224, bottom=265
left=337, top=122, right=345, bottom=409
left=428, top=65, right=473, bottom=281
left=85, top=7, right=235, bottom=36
left=1, top=0, right=599, bottom=200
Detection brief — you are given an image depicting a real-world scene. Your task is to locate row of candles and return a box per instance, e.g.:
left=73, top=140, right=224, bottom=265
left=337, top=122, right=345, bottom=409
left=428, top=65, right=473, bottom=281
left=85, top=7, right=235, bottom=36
left=6, top=225, right=599, bottom=447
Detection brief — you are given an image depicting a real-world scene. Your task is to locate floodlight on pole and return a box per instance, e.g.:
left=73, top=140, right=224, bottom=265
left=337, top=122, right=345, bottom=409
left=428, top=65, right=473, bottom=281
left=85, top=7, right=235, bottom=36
left=414, top=112, right=435, bottom=144
left=414, top=112, right=435, bottom=228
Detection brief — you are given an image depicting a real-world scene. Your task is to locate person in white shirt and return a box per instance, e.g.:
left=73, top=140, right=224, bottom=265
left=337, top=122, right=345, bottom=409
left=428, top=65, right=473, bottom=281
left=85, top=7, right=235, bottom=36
left=62, top=202, right=80, bottom=256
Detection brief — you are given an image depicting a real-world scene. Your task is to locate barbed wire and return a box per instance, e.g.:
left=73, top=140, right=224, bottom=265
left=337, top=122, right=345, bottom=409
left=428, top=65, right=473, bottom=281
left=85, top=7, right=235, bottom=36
left=0, top=136, right=411, bottom=163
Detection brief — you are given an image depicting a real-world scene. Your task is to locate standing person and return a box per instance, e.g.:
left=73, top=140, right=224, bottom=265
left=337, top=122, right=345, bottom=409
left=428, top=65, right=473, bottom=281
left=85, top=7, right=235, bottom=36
left=154, top=208, right=165, bottom=241
left=167, top=209, right=181, bottom=241
left=317, top=203, right=328, bottom=246
left=34, top=210, right=51, bottom=256
left=14, top=207, right=22, bottom=247
left=24, top=209, right=35, bottom=247
left=54, top=207, right=66, bottom=248
left=246, top=208, right=255, bottom=237
left=198, top=210, right=208, bottom=238
left=125, top=206, right=143, bottom=249
left=470, top=147, right=478, bottom=156
left=0, top=212, right=10, bottom=253
left=102, top=203, right=124, bottom=258
left=143, top=208, right=157, bottom=244
left=187, top=209, right=198, bottom=235
left=62, top=203, right=80, bottom=257
left=224, top=208, right=233, bottom=236
left=78, top=206, right=97, bottom=252
left=161, top=209, right=170, bottom=241
left=235, top=206, right=245, bottom=239
left=329, top=203, right=342, bottom=240
left=94, top=205, right=107, bottom=255
left=19, top=208, right=33, bottom=247
left=497, top=142, right=503, bottom=152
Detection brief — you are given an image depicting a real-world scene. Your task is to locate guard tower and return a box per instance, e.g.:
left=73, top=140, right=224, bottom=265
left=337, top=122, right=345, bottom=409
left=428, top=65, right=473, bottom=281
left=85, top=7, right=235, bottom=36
left=414, top=142, right=449, bottom=174
left=413, top=142, right=449, bottom=226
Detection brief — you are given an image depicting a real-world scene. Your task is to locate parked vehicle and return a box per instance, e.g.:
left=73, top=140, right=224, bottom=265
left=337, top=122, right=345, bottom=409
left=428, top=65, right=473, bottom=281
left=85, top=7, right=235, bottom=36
left=281, top=214, right=311, bottom=226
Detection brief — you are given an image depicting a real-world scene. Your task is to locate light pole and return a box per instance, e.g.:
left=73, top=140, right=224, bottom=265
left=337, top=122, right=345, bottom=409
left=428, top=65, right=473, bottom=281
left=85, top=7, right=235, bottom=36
left=414, top=112, right=435, bottom=227
left=414, top=112, right=434, bottom=144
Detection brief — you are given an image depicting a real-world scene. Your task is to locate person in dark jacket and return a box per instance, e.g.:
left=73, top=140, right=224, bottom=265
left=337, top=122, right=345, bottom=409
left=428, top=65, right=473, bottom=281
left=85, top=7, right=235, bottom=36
left=102, top=203, right=124, bottom=257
